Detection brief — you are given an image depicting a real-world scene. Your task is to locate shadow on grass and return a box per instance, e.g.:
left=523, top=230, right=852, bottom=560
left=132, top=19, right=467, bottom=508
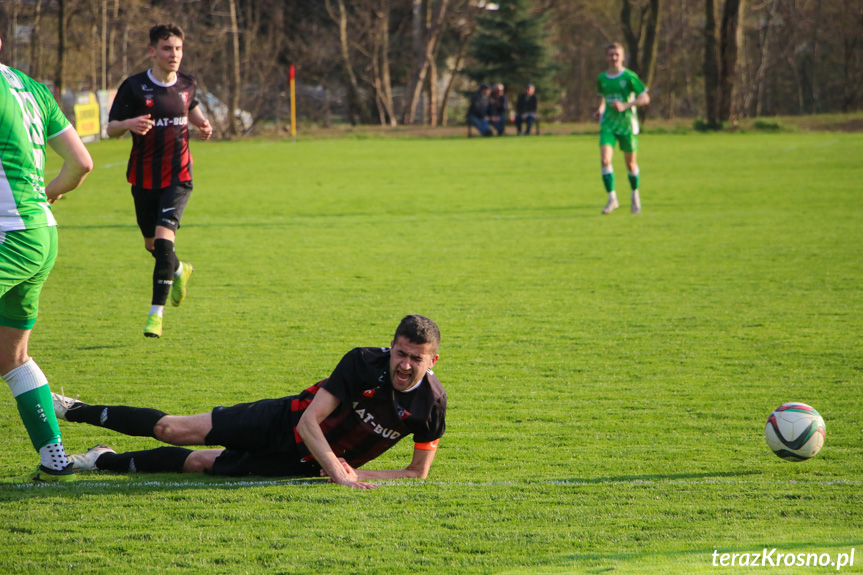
left=0, top=473, right=331, bottom=500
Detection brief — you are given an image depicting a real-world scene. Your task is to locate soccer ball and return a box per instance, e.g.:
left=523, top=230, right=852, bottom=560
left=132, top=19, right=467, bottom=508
left=765, top=403, right=826, bottom=461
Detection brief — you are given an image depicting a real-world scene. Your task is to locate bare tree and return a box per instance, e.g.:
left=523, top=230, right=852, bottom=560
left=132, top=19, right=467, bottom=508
left=226, top=0, right=241, bottom=135
left=620, top=0, right=662, bottom=88
left=704, top=0, right=742, bottom=128
left=402, top=0, right=450, bottom=125
left=326, top=0, right=370, bottom=125
left=55, top=0, right=68, bottom=99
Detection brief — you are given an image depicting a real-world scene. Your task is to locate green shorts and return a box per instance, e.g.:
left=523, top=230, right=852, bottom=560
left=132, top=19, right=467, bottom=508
left=599, top=129, right=638, bottom=153
left=0, top=226, right=58, bottom=330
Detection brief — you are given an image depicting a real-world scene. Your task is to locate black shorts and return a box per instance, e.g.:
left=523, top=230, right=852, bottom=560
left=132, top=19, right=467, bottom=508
left=131, top=181, right=192, bottom=237
left=205, top=397, right=320, bottom=477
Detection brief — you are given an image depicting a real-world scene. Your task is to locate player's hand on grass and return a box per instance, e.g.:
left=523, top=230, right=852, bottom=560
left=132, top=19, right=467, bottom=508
left=128, top=114, right=154, bottom=135
left=198, top=119, right=213, bottom=140
left=321, top=458, right=378, bottom=489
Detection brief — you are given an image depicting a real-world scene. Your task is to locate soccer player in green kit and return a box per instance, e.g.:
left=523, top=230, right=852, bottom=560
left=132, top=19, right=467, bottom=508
left=594, top=42, right=650, bottom=215
left=0, top=36, right=93, bottom=482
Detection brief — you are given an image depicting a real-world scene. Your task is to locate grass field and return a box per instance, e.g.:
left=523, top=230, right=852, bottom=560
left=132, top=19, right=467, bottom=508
left=1, top=129, right=861, bottom=574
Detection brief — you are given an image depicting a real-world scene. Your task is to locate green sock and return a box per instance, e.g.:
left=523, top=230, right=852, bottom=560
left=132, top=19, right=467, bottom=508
left=602, top=171, right=615, bottom=193
left=15, top=386, right=62, bottom=451
left=628, top=171, right=640, bottom=190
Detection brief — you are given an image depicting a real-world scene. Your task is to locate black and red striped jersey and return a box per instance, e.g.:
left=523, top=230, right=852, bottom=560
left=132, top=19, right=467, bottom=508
left=109, top=69, right=200, bottom=190
left=289, top=347, right=447, bottom=468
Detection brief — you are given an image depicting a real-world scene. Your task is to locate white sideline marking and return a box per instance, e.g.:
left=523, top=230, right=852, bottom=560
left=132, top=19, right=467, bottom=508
left=5, top=477, right=863, bottom=489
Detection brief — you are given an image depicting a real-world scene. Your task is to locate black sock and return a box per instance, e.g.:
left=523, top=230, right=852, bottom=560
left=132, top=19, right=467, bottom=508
left=66, top=404, right=166, bottom=438
left=95, top=446, right=192, bottom=473
left=151, top=238, right=178, bottom=306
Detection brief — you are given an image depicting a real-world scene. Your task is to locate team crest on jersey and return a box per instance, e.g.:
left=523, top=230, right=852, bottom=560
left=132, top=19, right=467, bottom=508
left=397, top=408, right=412, bottom=420
left=620, top=80, right=626, bottom=88
left=180, top=92, right=188, bottom=103
left=363, top=389, right=376, bottom=398
left=145, top=96, right=154, bottom=108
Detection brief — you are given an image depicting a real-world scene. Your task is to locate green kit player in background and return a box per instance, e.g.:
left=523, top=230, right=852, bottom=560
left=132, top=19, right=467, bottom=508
left=594, top=42, right=650, bottom=215
left=0, top=36, right=93, bottom=482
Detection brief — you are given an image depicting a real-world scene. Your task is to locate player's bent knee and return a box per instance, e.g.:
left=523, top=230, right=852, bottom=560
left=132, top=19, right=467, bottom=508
left=154, top=414, right=212, bottom=445
left=154, top=416, right=195, bottom=445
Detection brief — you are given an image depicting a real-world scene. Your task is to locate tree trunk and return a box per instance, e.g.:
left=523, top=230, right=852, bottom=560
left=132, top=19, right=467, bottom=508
left=620, top=0, right=661, bottom=123
left=107, top=0, right=119, bottom=88
left=227, top=0, right=242, bottom=135
left=753, top=0, right=776, bottom=116
left=718, top=0, right=743, bottom=122
left=640, top=0, right=662, bottom=87
left=9, top=0, right=20, bottom=69
left=402, top=0, right=450, bottom=125
left=438, top=48, right=466, bottom=127
left=620, top=0, right=641, bottom=73
left=372, top=1, right=396, bottom=126
left=327, top=0, right=369, bottom=125
left=703, top=0, right=720, bottom=128
left=30, top=0, right=44, bottom=79
left=55, top=0, right=67, bottom=100
left=380, top=4, right=396, bottom=126
left=121, top=22, right=129, bottom=80
left=428, top=58, right=438, bottom=127
left=100, top=0, right=107, bottom=91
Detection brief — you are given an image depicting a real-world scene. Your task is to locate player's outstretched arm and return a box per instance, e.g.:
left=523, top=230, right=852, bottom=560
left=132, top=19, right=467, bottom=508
left=297, top=388, right=377, bottom=490
left=189, top=106, right=213, bottom=140
left=45, top=128, right=94, bottom=202
left=354, top=447, right=437, bottom=481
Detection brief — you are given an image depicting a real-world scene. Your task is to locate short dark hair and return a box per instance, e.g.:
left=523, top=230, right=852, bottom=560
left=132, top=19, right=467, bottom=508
left=149, top=24, right=184, bottom=47
left=394, top=315, right=440, bottom=353
left=607, top=42, right=625, bottom=54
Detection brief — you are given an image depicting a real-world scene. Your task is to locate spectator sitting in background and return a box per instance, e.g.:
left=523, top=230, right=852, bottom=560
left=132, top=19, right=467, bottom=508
left=515, top=84, right=538, bottom=135
left=490, top=83, right=508, bottom=136
left=466, top=84, right=493, bottom=136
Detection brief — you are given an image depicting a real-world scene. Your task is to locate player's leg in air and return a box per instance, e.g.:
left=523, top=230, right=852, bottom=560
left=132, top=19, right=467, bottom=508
left=137, top=183, right=194, bottom=338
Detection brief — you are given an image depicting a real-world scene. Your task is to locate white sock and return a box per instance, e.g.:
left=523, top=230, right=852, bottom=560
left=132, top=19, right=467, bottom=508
left=2, top=358, right=49, bottom=397
left=174, top=262, right=183, bottom=277
left=40, top=443, right=69, bottom=471
left=149, top=305, right=164, bottom=317
left=608, top=191, right=618, bottom=202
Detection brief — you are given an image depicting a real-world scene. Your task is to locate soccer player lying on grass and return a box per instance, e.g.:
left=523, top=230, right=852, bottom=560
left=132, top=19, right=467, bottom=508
left=54, top=315, right=446, bottom=489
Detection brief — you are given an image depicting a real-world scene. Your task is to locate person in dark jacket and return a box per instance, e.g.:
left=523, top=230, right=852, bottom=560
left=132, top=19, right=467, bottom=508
left=490, top=83, right=508, bottom=136
left=515, top=84, right=539, bottom=135
left=466, top=84, right=493, bottom=136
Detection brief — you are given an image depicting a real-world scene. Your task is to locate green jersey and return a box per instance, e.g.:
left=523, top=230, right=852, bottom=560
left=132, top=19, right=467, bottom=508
left=0, top=63, right=72, bottom=232
left=597, top=68, right=647, bottom=136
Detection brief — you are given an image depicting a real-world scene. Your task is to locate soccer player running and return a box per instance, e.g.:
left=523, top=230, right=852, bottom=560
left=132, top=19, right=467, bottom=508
left=594, top=42, right=650, bottom=215
left=0, top=37, right=93, bottom=483
left=54, top=315, right=447, bottom=490
left=107, top=24, right=212, bottom=338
